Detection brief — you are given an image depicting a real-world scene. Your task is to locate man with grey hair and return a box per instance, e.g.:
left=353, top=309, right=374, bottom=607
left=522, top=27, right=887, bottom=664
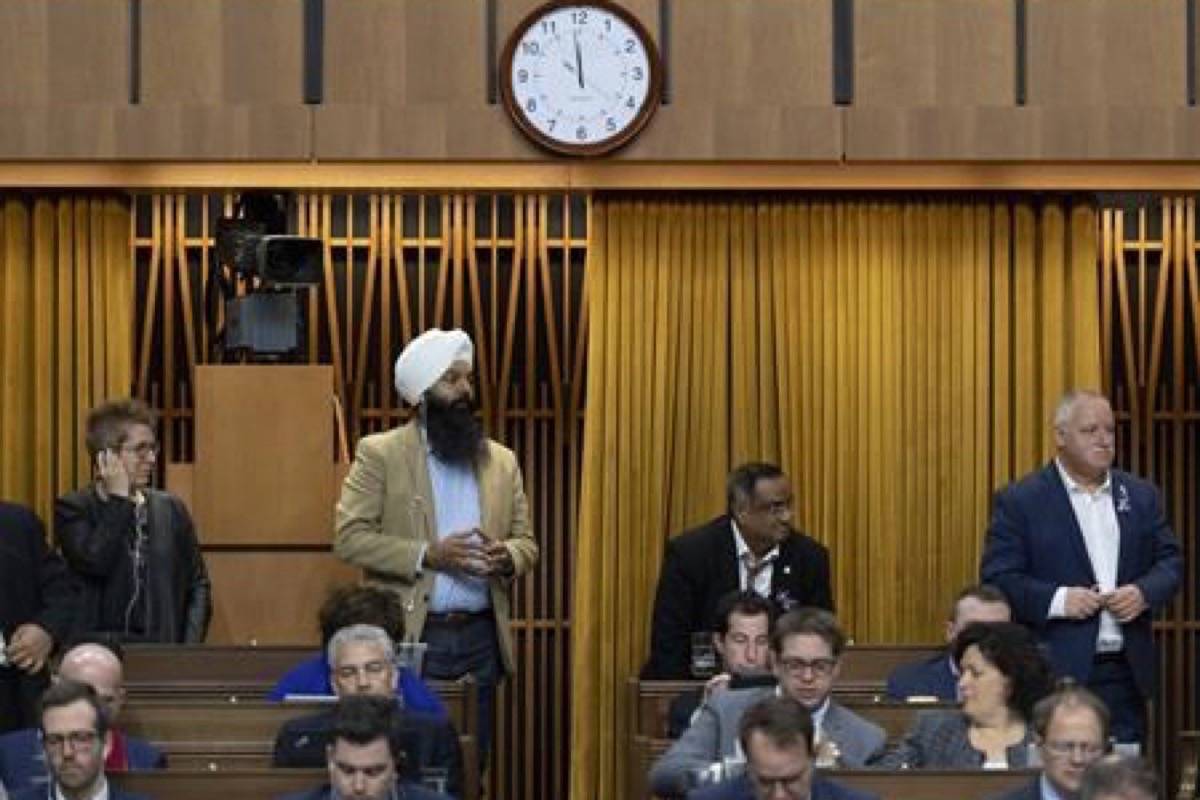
left=335, top=328, right=539, bottom=769
left=981, top=389, right=1181, bottom=744
left=273, top=624, right=463, bottom=797
left=1079, top=754, right=1157, bottom=800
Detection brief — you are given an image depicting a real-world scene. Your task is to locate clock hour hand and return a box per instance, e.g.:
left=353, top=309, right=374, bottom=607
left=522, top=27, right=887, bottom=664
left=574, top=32, right=584, bottom=89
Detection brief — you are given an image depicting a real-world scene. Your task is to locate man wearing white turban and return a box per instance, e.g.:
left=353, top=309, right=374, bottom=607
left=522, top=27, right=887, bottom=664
left=333, top=328, right=539, bottom=773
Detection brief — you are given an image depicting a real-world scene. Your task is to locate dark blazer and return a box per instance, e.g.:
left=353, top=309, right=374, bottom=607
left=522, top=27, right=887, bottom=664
left=643, top=515, right=833, bottom=679
left=0, top=727, right=164, bottom=795
left=278, top=782, right=452, bottom=800
left=688, top=773, right=880, bottom=800
left=272, top=706, right=463, bottom=799
left=879, top=709, right=1033, bottom=769
left=885, top=654, right=957, bottom=702
left=988, top=777, right=1044, bottom=800
left=980, top=464, right=1182, bottom=696
left=55, top=487, right=211, bottom=644
left=0, top=502, right=81, bottom=731
left=668, top=688, right=704, bottom=739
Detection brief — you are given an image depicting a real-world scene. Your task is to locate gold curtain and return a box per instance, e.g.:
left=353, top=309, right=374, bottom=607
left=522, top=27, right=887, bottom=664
left=0, top=194, right=133, bottom=524
left=570, top=194, right=1099, bottom=798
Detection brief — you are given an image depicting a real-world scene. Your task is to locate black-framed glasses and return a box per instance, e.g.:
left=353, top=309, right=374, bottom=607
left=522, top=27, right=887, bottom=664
left=779, top=656, right=837, bottom=677
left=42, top=730, right=99, bottom=752
left=120, top=441, right=160, bottom=457
left=1042, top=740, right=1106, bottom=759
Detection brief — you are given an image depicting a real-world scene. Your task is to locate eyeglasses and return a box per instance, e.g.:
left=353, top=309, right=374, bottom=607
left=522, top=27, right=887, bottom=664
left=333, top=660, right=392, bottom=681
left=1042, top=740, right=1106, bottom=759
left=779, top=657, right=837, bottom=677
left=120, top=441, right=160, bottom=457
left=42, top=730, right=100, bottom=751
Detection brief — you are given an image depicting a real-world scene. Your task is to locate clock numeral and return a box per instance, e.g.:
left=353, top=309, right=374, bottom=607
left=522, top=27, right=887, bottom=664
left=604, top=18, right=612, bottom=32
left=606, top=117, right=617, bottom=132
left=517, top=69, right=529, bottom=84
left=541, top=20, right=556, bottom=34
left=548, top=119, right=557, bottom=131
left=571, top=9, right=588, bottom=24
left=526, top=98, right=537, bottom=113
left=632, top=66, right=643, bottom=81
left=625, top=39, right=636, bottom=54
left=522, top=41, right=541, bottom=56
left=625, top=96, right=636, bottom=109
left=576, top=126, right=588, bottom=141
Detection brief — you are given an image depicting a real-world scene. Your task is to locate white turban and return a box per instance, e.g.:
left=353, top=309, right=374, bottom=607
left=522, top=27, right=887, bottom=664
left=393, top=328, right=474, bottom=405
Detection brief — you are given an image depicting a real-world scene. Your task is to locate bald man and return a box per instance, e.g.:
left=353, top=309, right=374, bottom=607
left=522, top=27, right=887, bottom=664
left=0, top=643, right=164, bottom=794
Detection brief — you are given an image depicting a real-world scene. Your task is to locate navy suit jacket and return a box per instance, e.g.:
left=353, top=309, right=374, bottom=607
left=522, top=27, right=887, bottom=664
left=980, top=463, right=1182, bottom=696
left=278, top=782, right=451, bottom=800
left=12, top=783, right=147, bottom=800
left=988, top=777, right=1043, bottom=800
left=0, top=728, right=164, bottom=795
left=643, top=515, right=833, bottom=679
left=885, top=654, right=957, bottom=702
left=688, top=774, right=879, bottom=800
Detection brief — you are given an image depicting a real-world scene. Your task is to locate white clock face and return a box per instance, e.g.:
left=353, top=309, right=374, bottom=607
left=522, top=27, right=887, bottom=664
left=507, top=4, right=656, bottom=150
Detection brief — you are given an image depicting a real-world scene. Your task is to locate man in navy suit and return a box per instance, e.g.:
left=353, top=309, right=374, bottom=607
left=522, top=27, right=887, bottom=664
left=687, top=696, right=878, bottom=800
left=981, top=390, right=1182, bottom=743
left=885, top=584, right=1011, bottom=702
left=993, top=682, right=1111, bottom=800
left=643, top=463, right=833, bottom=680
left=10, top=680, right=147, bottom=800
left=0, top=643, right=164, bottom=795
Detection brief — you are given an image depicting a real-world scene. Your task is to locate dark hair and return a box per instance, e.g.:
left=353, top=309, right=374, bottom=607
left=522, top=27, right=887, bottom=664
left=726, top=462, right=786, bottom=514
left=770, top=607, right=846, bottom=658
left=713, top=590, right=777, bottom=637
left=319, top=585, right=405, bottom=646
left=328, top=695, right=404, bottom=765
left=952, top=622, right=1054, bottom=720
left=85, top=398, right=157, bottom=458
left=40, top=679, right=110, bottom=739
left=1031, top=679, right=1111, bottom=742
left=738, top=695, right=815, bottom=756
left=1079, top=755, right=1158, bottom=800
left=949, top=584, right=1010, bottom=622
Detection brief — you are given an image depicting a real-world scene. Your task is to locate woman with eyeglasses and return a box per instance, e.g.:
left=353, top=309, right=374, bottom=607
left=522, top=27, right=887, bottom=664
left=880, top=621, right=1055, bottom=769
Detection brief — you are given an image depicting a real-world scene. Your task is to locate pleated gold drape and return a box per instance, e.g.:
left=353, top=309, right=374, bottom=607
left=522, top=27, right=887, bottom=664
left=0, top=194, right=133, bottom=524
left=570, top=195, right=1099, bottom=798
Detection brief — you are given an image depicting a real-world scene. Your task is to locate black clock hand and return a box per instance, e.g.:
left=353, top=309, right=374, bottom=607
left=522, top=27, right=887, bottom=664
left=574, top=32, right=584, bottom=89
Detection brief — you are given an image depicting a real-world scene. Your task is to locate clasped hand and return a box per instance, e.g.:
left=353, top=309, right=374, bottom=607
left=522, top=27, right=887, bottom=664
left=425, top=529, right=513, bottom=578
left=1064, top=584, right=1147, bottom=623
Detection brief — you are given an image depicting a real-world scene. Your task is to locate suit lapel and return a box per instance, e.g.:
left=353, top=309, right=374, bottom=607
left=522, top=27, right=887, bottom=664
left=718, top=518, right=742, bottom=594
left=1043, top=465, right=1097, bottom=583
left=399, top=423, right=437, bottom=544
left=1111, top=472, right=1135, bottom=586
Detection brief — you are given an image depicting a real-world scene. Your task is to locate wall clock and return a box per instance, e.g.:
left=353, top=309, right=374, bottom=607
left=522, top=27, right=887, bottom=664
left=499, top=1, right=663, bottom=156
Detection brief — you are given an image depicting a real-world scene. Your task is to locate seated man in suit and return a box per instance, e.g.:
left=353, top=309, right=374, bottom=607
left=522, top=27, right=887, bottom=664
left=994, top=681, right=1110, bottom=800
left=0, top=642, right=164, bottom=794
left=280, top=694, right=452, bottom=800
left=273, top=624, right=463, bottom=798
left=1079, top=754, right=1157, bottom=800
left=10, top=680, right=146, bottom=800
left=0, top=501, right=80, bottom=733
left=650, top=608, right=886, bottom=797
left=689, top=696, right=879, bottom=800
left=886, top=584, right=1011, bottom=702
left=669, top=591, right=776, bottom=738
left=643, top=462, right=834, bottom=680
left=269, top=583, right=446, bottom=718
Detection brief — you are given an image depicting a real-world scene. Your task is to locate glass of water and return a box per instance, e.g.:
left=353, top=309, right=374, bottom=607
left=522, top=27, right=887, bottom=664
left=691, top=632, right=717, bottom=679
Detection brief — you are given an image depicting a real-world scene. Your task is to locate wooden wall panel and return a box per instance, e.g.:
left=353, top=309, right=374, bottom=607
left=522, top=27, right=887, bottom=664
left=0, top=1, right=126, bottom=105
left=855, top=0, right=1013, bottom=107
left=203, top=552, right=359, bottom=644
left=142, top=0, right=303, bottom=104
left=1028, top=0, right=1184, bottom=106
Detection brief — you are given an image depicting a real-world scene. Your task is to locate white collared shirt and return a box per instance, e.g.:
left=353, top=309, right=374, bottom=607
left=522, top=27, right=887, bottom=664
left=731, top=521, right=779, bottom=598
left=1050, top=459, right=1123, bottom=653
left=1040, top=773, right=1066, bottom=800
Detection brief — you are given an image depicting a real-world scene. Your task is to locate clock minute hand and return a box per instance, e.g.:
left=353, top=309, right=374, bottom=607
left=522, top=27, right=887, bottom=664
left=574, top=32, right=584, bottom=90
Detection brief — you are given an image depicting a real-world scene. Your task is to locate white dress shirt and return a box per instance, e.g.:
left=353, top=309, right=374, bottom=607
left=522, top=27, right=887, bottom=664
left=731, top=521, right=779, bottom=598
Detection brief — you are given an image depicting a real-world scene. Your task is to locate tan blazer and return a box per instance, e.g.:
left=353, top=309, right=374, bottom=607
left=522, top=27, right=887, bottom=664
left=333, top=421, right=537, bottom=673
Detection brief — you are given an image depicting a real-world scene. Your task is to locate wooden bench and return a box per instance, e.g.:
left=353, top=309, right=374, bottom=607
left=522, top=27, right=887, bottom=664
left=120, top=700, right=479, bottom=800
left=114, top=768, right=325, bottom=800
left=632, top=735, right=1034, bottom=799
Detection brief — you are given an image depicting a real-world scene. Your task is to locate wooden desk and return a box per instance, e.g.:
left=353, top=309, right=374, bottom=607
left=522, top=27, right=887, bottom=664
left=1179, top=730, right=1199, bottom=800
left=120, top=700, right=479, bottom=800
left=115, top=768, right=324, bottom=800
left=124, top=645, right=311, bottom=699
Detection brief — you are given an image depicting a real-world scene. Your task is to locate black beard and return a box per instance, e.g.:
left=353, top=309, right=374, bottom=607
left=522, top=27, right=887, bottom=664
left=422, top=393, right=484, bottom=465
